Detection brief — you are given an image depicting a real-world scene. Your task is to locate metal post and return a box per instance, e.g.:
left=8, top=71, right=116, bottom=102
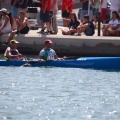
left=88, top=0, right=90, bottom=16
left=98, top=2, right=101, bottom=36
left=98, top=12, right=101, bottom=36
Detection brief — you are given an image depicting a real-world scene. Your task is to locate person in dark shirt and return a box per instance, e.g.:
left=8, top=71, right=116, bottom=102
left=4, top=39, right=24, bottom=60
left=77, top=14, right=95, bottom=36
left=62, top=12, right=80, bottom=35
left=80, top=0, right=93, bottom=21
left=18, top=0, right=28, bottom=13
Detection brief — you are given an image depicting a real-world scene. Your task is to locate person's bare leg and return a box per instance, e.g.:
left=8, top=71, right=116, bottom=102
left=17, top=25, right=24, bottom=32
left=6, top=30, right=17, bottom=43
left=62, top=29, right=69, bottom=35
left=77, top=27, right=86, bottom=35
left=103, top=30, right=109, bottom=36
left=46, top=22, right=50, bottom=31
left=0, top=31, right=3, bottom=35
left=108, top=30, right=119, bottom=36
left=12, top=17, right=18, bottom=30
left=41, top=21, right=45, bottom=30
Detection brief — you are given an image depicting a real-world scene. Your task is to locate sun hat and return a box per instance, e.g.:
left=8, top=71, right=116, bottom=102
left=44, top=39, right=52, bottom=44
left=0, top=8, right=7, bottom=13
left=10, top=39, right=19, bottom=44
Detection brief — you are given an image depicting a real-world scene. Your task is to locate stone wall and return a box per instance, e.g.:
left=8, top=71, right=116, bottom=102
left=0, top=34, right=120, bottom=56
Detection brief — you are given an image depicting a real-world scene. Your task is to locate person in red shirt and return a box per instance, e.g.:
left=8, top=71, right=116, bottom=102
left=40, top=0, right=51, bottom=34
left=67, top=0, right=74, bottom=13
left=61, top=0, right=74, bottom=27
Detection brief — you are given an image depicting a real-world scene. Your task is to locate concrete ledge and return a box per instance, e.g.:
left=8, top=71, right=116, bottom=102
left=0, top=29, right=120, bottom=56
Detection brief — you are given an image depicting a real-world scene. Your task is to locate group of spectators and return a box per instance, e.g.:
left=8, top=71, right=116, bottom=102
left=0, top=0, right=120, bottom=45
left=0, top=0, right=31, bottom=45
left=62, top=0, right=120, bottom=36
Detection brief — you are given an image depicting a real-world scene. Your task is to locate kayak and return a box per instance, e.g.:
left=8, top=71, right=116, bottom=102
left=0, top=57, right=120, bottom=70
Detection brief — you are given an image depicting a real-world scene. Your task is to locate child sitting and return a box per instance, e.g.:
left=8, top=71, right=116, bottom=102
left=62, top=12, right=80, bottom=35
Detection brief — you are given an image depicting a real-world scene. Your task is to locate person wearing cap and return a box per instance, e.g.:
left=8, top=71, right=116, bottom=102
left=0, top=8, right=12, bottom=35
left=4, top=39, right=24, bottom=61
left=38, top=39, right=63, bottom=62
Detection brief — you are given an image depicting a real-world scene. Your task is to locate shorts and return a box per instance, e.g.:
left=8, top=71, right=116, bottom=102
left=40, top=10, right=42, bottom=20
left=62, top=10, right=70, bottom=18
left=41, top=10, right=50, bottom=22
left=20, top=25, right=29, bottom=34
left=92, top=8, right=98, bottom=15
left=84, top=27, right=93, bottom=36
left=101, top=8, right=107, bottom=21
left=11, top=6, right=19, bottom=17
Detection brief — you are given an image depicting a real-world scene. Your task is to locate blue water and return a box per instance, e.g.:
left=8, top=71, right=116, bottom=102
left=0, top=67, right=120, bottom=120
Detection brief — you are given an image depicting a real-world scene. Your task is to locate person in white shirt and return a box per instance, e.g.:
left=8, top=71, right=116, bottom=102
left=39, top=39, right=63, bottom=62
left=103, top=11, right=120, bottom=36
left=110, top=0, right=120, bottom=17
left=0, top=8, right=12, bottom=35
left=100, top=0, right=107, bottom=24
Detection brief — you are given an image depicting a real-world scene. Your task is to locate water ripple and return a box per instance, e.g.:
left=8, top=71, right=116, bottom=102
left=0, top=67, right=120, bottom=120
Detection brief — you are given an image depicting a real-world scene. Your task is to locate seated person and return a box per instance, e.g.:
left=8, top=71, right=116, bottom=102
left=62, top=12, right=80, bottom=35
left=4, top=39, right=25, bottom=60
left=77, top=14, right=95, bottom=36
left=0, top=8, right=12, bottom=35
left=115, top=21, right=120, bottom=36
left=38, top=39, right=63, bottom=62
left=4, top=11, right=29, bottom=45
left=102, top=11, right=120, bottom=36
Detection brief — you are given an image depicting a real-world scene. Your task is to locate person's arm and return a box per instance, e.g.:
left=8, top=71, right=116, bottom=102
left=111, top=24, right=120, bottom=30
left=55, top=55, right=64, bottom=60
left=104, top=24, right=110, bottom=31
left=53, top=50, right=63, bottom=60
left=23, top=18, right=29, bottom=26
left=0, top=16, right=9, bottom=31
left=5, top=47, right=19, bottom=58
left=18, top=17, right=29, bottom=28
left=82, top=23, right=89, bottom=28
left=38, top=56, right=47, bottom=62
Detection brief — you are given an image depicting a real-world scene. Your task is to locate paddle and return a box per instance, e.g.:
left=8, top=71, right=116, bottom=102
left=23, top=60, right=38, bottom=67
left=63, top=56, right=79, bottom=60
left=22, top=56, right=79, bottom=67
